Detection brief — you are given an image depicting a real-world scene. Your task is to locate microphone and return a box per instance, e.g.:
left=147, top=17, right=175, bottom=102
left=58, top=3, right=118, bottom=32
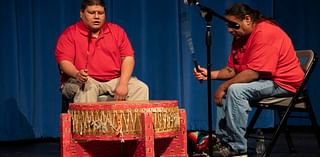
left=184, top=0, right=199, bottom=5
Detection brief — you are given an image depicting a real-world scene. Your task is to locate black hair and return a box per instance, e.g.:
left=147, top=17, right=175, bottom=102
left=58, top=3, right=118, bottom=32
left=225, top=3, right=277, bottom=25
left=80, top=0, right=105, bottom=11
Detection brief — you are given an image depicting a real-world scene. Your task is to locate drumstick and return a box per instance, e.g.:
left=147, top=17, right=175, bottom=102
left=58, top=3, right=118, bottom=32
left=180, top=12, right=203, bottom=83
left=80, top=31, right=92, bottom=91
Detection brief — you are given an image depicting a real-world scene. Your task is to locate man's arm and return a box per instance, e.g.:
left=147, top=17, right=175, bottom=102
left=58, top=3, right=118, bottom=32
left=214, top=69, right=260, bottom=105
left=119, top=56, right=134, bottom=85
left=211, top=66, right=236, bottom=80
left=194, top=66, right=236, bottom=81
left=220, top=69, right=260, bottom=89
left=114, top=56, right=134, bottom=100
left=59, top=60, right=88, bottom=83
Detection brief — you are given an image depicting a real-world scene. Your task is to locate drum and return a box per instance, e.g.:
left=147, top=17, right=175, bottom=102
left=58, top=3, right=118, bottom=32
left=68, top=100, right=181, bottom=140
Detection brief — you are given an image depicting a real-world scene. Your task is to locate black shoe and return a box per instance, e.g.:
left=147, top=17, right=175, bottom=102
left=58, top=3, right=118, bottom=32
left=212, top=142, right=247, bottom=157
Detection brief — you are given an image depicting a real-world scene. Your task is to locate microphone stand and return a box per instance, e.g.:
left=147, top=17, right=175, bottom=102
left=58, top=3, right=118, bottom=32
left=203, top=10, right=214, bottom=157
left=192, top=3, right=239, bottom=157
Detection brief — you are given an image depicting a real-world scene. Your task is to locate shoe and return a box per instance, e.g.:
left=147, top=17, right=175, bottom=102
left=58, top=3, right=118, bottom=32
left=212, top=142, right=247, bottom=157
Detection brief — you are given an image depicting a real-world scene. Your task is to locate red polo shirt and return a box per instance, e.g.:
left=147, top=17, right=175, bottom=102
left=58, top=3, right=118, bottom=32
left=227, top=21, right=304, bottom=93
left=55, top=20, right=134, bottom=81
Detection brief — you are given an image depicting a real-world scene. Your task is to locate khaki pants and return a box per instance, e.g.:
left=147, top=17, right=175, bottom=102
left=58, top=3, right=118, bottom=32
left=62, top=76, right=149, bottom=103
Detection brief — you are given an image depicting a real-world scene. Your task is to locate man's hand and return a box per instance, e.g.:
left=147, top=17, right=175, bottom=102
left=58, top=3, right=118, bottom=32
left=214, top=84, right=227, bottom=106
left=114, top=83, right=128, bottom=101
left=75, top=69, right=88, bottom=83
left=193, top=66, right=208, bottom=81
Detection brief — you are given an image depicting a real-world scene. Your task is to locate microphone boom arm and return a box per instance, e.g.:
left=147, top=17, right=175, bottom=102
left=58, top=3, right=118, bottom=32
left=196, top=4, right=240, bottom=29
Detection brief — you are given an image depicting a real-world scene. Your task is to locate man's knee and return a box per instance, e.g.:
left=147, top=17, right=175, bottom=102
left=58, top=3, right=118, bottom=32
left=227, top=83, right=244, bottom=95
left=138, top=81, right=149, bottom=99
left=62, top=83, right=80, bottom=100
left=129, top=80, right=149, bottom=100
left=140, top=82, right=149, bottom=93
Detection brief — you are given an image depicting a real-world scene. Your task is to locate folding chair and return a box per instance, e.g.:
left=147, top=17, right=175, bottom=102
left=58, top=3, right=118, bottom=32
left=245, top=50, right=320, bottom=157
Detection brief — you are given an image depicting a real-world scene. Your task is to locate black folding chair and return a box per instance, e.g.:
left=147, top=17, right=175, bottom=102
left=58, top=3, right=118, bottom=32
left=245, top=50, right=320, bottom=157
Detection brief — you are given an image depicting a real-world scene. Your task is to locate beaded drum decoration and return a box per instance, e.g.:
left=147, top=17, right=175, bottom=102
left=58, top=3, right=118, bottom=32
left=68, top=100, right=180, bottom=140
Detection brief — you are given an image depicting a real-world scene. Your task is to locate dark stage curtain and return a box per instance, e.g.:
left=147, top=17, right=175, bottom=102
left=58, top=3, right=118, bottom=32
left=0, top=0, right=319, bottom=140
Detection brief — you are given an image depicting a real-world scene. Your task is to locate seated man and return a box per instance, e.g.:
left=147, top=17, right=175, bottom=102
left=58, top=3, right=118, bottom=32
left=193, top=3, right=304, bottom=157
left=55, top=0, right=148, bottom=104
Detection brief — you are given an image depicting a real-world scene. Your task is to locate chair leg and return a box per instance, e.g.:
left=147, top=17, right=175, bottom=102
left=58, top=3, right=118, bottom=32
left=278, top=111, right=296, bottom=153
left=61, top=95, right=70, bottom=113
left=263, top=101, right=297, bottom=157
left=245, top=107, right=262, bottom=138
left=311, top=118, right=320, bottom=148
left=304, top=93, right=320, bottom=147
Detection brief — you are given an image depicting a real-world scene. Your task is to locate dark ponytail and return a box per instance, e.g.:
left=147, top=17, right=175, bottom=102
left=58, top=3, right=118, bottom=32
left=225, top=3, right=278, bottom=25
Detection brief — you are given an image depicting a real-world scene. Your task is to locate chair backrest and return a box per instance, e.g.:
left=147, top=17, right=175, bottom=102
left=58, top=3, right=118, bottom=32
left=295, top=50, right=318, bottom=94
left=296, top=50, right=317, bottom=78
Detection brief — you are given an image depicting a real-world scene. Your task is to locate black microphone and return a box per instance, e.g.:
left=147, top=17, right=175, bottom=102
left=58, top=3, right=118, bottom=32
left=184, top=0, right=199, bottom=5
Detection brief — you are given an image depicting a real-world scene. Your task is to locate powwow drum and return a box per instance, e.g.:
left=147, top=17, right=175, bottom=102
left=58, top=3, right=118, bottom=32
left=68, top=100, right=181, bottom=140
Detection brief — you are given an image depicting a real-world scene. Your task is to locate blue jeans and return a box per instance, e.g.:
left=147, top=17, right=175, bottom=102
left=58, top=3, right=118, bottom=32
left=215, top=80, right=293, bottom=152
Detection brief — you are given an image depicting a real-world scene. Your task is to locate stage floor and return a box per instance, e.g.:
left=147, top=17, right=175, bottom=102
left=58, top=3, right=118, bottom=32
left=0, top=127, right=319, bottom=157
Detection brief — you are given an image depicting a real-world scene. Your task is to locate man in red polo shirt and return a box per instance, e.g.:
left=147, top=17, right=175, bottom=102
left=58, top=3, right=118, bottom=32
left=193, top=3, right=304, bottom=157
left=55, top=0, right=148, bottom=104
